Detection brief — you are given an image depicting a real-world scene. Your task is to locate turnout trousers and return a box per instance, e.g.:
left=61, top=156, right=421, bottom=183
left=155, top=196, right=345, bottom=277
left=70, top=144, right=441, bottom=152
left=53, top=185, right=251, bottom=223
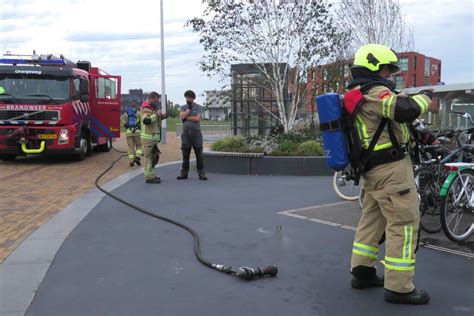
left=142, top=139, right=159, bottom=180
left=126, top=134, right=142, bottom=163
left=351, top=155, right=420, bottom=293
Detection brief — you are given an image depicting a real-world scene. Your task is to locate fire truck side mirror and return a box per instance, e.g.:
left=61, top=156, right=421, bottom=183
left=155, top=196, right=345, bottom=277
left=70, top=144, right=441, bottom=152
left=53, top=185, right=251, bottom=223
left=79, top=79, right=89, bottom=102
left=80, top=94, right=89, bottom=102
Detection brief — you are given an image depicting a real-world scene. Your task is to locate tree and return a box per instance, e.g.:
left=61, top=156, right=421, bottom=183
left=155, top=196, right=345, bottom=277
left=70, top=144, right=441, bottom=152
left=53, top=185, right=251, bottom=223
left=187, top=0, right=343, bottom=133
left=336, top=0, right=414, bottom=58
left=167, top=104, right=181, bottom=118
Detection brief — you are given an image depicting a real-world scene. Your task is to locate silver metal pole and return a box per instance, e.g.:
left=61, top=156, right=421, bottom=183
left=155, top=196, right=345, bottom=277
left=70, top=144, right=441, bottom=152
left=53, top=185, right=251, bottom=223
left=160, top=0, right=167, bottom=144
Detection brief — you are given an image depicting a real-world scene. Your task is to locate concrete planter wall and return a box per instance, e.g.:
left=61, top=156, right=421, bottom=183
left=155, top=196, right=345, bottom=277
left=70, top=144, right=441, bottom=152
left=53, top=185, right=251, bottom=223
left=203, top=151, right=333, bottom=176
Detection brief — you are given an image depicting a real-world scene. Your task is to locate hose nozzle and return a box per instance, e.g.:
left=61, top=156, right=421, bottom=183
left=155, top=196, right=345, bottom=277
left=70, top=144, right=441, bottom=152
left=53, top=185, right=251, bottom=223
left=234, top=265, right=278, bottom=281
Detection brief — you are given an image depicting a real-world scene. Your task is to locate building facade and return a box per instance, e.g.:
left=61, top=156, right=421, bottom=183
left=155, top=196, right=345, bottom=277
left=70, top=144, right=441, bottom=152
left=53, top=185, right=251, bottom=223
left=306, top=52, right=442, bottom=121
left=120, top=89, right=149, bottom=113
left=121, top=89, right=173, bottom=114
left=203, top=90, right=231, bottom=121
left=395, top=52, right=441, bottom=89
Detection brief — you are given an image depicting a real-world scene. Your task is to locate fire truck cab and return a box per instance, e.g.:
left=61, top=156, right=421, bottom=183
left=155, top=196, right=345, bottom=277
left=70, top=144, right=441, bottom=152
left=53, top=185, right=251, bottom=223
left=0, top=52, right=121, bottom=161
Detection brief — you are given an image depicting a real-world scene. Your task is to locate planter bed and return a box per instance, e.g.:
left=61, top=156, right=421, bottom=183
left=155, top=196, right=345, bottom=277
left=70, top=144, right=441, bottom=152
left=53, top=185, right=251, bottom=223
left=203, top=151, right=333, bottom=176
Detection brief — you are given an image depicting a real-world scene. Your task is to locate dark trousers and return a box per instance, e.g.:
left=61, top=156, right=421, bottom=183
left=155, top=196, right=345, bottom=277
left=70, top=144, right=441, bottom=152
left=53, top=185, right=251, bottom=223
left=181, top=130, right=204, bottom=174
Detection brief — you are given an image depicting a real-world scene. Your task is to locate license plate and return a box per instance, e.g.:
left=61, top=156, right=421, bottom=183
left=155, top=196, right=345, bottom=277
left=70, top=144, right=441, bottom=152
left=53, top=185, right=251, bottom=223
left=38, top=134, right=57, bottom=139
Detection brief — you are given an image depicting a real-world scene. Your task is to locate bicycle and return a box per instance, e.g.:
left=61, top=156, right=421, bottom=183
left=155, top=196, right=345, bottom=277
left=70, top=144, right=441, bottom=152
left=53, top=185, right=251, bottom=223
left=333, top=165, right=362, bottom=201
left=439, top=161, right=474, bottom=242
left=413, top=114, right=474, bottom=233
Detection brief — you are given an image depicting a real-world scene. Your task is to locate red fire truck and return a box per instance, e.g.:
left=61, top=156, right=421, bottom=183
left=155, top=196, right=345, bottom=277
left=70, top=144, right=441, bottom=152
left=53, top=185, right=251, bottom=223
left=0, top=53, right=121, bottom=161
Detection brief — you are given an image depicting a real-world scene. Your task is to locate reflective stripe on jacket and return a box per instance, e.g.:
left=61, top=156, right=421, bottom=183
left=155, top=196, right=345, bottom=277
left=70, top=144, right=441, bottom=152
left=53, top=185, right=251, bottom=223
left=354, top=85, right=431, bottom=151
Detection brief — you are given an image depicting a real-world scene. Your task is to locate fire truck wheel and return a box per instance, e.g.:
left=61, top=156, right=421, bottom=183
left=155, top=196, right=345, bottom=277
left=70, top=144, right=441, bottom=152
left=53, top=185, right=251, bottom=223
left=85, top=133, right=92, bottom=157
left=74, top=133, right=88, bottom=161
left=97, top=138, right=112, bottom=152
left=0, top=154, right=17, bottom=161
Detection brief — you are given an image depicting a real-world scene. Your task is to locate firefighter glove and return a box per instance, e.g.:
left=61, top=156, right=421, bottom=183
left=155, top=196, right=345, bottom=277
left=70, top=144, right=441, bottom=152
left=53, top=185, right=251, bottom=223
left=418, top=89, right=434, bottom=98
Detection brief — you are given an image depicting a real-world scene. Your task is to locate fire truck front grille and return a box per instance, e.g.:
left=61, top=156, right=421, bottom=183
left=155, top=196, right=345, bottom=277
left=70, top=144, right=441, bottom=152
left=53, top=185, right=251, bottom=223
left=3, top=128, right=56, bottom=147
left=0, top=110, right=60, bottom=121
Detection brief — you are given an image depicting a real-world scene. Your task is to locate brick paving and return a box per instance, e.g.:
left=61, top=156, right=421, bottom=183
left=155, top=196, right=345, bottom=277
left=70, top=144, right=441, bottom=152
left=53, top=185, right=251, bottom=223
left=0, top=133, right=187, bottom=263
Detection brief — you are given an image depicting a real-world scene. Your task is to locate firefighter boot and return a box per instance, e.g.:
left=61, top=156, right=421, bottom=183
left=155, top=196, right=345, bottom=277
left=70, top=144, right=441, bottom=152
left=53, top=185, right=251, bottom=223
left=198, top=170, right=208, bottom=181
left=177, top=170, right=188, bottom=180
left=134, top=156, right=141, bottom=166
left=351, top=266, right=384, bottom=289
left=146, top=177, right=161, bottom=184
left=385, top=289, right=430, bottom=305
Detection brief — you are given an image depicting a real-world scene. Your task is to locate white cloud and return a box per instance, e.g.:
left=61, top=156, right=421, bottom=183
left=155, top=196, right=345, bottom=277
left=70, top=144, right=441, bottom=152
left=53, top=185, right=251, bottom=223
left=399, top=0, right=474, bottom=84
left=0, top=0, right=472, bottom=103
left=0, top=0, right=214, bottom=103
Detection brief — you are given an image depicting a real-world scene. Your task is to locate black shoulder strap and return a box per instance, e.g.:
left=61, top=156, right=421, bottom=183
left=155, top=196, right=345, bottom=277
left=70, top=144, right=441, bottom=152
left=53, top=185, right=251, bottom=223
left=359, top=81, right=395, bottom=95
left=359, top=118, right=388, bottom=170
left=386, top=121, right=403, bottom=151
left=352, top=118, right=388, bottom=184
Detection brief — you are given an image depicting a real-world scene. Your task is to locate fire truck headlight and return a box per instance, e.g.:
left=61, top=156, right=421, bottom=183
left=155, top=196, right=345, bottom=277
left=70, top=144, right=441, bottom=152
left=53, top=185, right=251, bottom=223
left=59, top=128, right=70, bottom=144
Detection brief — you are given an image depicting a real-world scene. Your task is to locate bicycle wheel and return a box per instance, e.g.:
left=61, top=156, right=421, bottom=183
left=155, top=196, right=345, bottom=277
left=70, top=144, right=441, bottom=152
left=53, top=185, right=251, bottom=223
left=440, top=169, right=474, bottom=242
left=414, top=167, right=442, bottom=233
left=358, top=187, right=365, bottom=209
left=332, top=168, right=361, bottom=201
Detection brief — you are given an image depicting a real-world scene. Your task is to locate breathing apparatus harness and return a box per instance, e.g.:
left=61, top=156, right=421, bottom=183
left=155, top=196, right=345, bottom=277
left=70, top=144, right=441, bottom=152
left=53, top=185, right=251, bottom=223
left=343, top=81, right=406, bottom=185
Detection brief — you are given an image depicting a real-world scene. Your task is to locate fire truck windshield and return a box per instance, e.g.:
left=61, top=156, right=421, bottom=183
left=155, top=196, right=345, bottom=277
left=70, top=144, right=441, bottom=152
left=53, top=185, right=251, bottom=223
left=0, top=74, right=70, bottom=104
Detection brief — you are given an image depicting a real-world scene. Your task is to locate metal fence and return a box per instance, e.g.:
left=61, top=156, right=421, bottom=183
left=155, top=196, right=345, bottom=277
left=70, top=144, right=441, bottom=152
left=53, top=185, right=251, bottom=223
left=176, top=124, right=232, bottom=141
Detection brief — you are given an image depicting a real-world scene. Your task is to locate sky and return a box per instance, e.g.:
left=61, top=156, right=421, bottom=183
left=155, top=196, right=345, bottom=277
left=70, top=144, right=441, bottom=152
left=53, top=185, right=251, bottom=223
left=0, top=0, right=473, bottom=105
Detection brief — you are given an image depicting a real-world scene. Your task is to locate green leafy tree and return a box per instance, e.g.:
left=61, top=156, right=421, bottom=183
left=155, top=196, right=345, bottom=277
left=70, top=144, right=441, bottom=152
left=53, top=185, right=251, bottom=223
left=167, top=104, right=181, bottom=118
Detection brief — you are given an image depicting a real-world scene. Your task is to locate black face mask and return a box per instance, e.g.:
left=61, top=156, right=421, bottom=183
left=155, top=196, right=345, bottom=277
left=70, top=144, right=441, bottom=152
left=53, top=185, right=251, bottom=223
left=149, top=101, right=158, bottom=108
left=186, top=100, right=193, bottom=105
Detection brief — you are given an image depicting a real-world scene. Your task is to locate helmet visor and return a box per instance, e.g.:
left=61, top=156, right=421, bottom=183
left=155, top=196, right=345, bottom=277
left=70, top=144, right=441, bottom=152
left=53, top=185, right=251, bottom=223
left=388, top=63, right=401, bottom=74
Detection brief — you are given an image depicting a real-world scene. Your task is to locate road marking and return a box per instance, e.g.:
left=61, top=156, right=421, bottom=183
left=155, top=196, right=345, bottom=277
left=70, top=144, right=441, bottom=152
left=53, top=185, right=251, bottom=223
left=420, top=243, right=474, bottom=259
left=279, top=203, right=473, bottom=259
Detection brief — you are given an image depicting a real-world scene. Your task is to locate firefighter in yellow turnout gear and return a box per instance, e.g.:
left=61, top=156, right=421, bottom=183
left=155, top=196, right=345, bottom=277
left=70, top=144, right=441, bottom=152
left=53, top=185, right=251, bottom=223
left=121, top=102, right=143, bottom=166
left=348, top=44, right=433, bottom=305
left=140, top=92, right=166, bottom=184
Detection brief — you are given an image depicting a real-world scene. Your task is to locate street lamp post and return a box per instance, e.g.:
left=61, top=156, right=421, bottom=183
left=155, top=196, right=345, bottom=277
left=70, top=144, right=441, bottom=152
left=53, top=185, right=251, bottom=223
left=160, top=0, right=167, bottom=144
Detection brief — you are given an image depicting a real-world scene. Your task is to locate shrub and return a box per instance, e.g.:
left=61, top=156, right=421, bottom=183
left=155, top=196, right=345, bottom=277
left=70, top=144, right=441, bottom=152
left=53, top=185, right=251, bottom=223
left=211, top=136, right=245, bottom=152
left=211, top=127, right=324, bottom=156
left=296, top=140, right=324, bottom=156
left=243, top=134, right=278, bottom=153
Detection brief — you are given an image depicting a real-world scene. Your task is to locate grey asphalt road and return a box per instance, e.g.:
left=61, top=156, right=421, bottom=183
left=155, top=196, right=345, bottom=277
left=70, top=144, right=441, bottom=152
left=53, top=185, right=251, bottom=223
left=26, top=164, right=474, bottom=316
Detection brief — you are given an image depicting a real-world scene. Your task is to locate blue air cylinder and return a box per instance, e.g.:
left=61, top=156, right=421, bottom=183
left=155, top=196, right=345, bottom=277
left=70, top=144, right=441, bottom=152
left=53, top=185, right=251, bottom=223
left=127, top=107, right=136, bottom=127
left=316, top=93, right=349, bottom=171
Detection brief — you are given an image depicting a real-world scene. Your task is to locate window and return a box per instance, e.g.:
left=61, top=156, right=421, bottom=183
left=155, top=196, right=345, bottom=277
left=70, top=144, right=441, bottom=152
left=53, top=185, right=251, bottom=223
left=0, top=74, right=70, bottom=100
left=398, top=57, right=409, bottom=71
left=424, top=58, right=431, bottom=85
left=73, top=78, right=81, bottom=96
left=344, top=64, right=350, bottom=77
left=96, top=77, right=117, bottom=99
left=395, top=76, right=404, bottom=89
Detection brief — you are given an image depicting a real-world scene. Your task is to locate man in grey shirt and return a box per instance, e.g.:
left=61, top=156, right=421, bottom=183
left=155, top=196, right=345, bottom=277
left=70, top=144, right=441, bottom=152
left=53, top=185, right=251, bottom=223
left=177, top=90, right=207, bottom=180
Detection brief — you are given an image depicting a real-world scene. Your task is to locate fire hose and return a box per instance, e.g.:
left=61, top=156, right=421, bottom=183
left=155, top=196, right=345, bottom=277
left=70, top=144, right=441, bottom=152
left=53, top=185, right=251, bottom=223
left=94, top=147, right=278, bottom=281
